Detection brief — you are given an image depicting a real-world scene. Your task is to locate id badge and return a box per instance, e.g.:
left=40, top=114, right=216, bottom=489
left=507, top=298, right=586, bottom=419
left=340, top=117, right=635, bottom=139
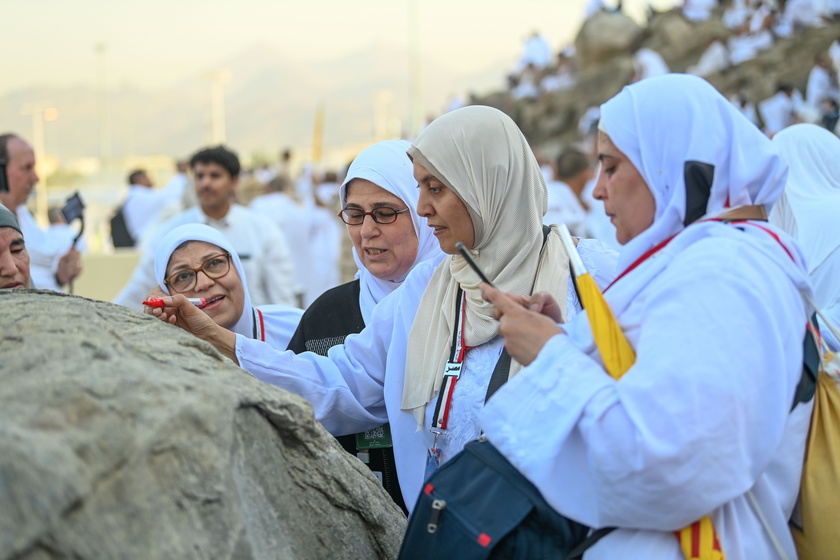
left=425, top=447, right=441, bottom=481
left=444, top=362, right=463, bottom=377
left=355, top=423, right=393, bottom=450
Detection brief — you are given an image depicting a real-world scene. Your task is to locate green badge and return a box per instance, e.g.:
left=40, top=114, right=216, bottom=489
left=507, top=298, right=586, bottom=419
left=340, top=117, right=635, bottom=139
left=356, top=423, right=393, bottom=450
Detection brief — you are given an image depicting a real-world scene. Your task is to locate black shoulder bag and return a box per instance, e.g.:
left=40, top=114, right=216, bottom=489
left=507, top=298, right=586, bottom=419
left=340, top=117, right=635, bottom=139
left=110, top=205, right=135, bottom=248
left=399, top=226, right=601, bottom=559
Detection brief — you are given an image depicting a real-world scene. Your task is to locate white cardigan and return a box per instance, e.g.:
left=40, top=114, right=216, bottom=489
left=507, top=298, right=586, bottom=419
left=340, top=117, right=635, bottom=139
left=481, top=220, right=814, bottom=559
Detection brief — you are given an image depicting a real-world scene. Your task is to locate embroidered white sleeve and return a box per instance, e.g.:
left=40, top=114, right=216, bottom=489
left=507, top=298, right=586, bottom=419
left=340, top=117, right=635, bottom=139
left=437, top=336, right=505, bottom=464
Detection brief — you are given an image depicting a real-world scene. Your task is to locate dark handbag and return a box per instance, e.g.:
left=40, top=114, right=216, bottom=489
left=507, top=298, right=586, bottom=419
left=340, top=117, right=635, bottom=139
left=400, top=225, right=604, bottom=559
left=398, top=437, right=590, bottom=560
left=110, top=205, right=135, bottom=248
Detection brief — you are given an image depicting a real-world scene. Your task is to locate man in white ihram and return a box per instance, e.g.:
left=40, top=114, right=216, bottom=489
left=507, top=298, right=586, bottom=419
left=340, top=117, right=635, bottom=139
left=113, top=145, right=297, bottom=310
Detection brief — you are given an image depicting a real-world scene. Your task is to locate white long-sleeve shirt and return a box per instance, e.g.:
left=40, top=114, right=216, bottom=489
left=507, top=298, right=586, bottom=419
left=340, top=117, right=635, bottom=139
left=758, top=90, right=803, bottom=136
left=234, top=239, right=618, bottom=510
left=811, top=251, right=840, bottom=350
left=806, top=64, right=838, bottom=109
left=481, top=221, right=813, bottom=559
left=249, top=192, right=311, bottom=304
left=16, top=206, right=68, bottom=291
left=122, top=184, right=172, bottom=243
left=113, top=204, right=297, bottom=310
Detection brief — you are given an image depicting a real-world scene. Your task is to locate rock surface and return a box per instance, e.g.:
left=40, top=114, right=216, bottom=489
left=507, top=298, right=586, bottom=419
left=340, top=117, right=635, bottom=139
left=575, top=10, right=644, bottom=68
left=0, top=290, right=406, bottom=560
left=476, top=9, right=840, bottom=157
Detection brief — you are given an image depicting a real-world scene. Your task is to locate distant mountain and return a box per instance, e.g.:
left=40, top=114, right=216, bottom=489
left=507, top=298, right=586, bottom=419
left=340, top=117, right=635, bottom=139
left=0, top=42, right=510, bottom=163
left=310, top=41, right=509, bottom=130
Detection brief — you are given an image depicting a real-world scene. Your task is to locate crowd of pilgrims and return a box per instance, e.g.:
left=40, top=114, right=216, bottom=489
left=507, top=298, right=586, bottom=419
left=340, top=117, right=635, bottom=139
left=507, top=0, right=840, bottom=138
left=2, top=70, right=840, bottom=558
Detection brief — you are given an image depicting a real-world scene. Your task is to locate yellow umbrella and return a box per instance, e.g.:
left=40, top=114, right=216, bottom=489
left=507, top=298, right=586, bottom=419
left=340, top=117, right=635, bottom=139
left=557, top=225, right=725, bottom=560
left=559, top=225, right=635, bottom=379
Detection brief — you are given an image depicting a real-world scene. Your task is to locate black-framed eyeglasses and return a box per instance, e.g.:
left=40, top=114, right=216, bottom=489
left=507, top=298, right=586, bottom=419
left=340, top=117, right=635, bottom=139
left=337, top=207, right=410, bottom=225
left=165, top=252, right=231, bottom=293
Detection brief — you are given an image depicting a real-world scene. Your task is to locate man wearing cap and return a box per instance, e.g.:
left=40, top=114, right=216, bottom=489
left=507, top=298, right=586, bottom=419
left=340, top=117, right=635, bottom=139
left=0, top=133, right=82, bottom=291
left=0, top=204, right=31, bottom=289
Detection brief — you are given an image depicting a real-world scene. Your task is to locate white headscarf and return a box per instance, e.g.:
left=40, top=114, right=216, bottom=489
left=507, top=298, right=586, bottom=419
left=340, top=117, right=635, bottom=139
left=339, top=139, right=443, bottom=323
left=154, top=223, right=255, bottom=339
left=770, top=123, right=840, bottom=273
left=599, top=74, right=788, bottom=272
left=402, top=105, right=571, bottom=428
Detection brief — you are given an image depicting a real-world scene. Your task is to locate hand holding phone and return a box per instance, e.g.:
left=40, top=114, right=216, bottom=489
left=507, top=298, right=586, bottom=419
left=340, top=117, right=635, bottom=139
left=61, top=192, right=85, bottom=223
left=455, top=241, right=494, bottom=288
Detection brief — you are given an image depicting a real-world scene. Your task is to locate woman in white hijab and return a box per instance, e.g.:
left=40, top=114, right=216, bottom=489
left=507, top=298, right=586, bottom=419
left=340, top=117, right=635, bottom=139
left=286, top=139, right=443, bottom=353
left=481, top=74, right=814, bottom=559
left=151, top=223, right=303, bottom=350
left=771, top=123, right=840, bottom=351
left=154, top=105, right=617, bottom=510
left=286, top=139, right=444, bottom=513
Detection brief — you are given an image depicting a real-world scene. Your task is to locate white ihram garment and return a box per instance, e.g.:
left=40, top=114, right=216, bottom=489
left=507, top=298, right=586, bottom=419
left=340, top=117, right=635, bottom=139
left=482, top=74, right=813, bottom=559
left=771, top=123, right=840, bottom=350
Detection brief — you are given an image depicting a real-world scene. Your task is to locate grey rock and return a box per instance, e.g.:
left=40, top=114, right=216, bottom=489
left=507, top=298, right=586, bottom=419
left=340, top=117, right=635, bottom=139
left=0, top=290, right=406, bottom=560
left=575, top=11, right=644, bottom=68
left=644, top=10, right=729, bottom=71
left=706, top=23, right=840, bottom=107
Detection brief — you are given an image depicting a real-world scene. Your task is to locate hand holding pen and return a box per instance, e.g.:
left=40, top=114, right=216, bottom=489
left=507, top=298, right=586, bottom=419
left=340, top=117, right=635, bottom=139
left=143, top=297, right=208, bottom=309
left=142, top=294, right=239, bottom=363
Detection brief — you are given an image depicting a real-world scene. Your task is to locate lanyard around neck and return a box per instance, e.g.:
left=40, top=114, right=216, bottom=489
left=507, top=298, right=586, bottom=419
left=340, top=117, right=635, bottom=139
left=431, top=288, right=469, bottom=433
left=606, top=235, right=676, bottom=292
left=253, top=308, right=266, bottom=342
left=606, top=214, right=792, bottom=293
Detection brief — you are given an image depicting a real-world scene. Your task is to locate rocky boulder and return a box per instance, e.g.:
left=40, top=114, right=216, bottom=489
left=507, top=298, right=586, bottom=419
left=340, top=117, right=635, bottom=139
left=575, top=11, right=644, bottom=68
left=643, top=9, right=730, bottom=71
left=505, top=56, right=635, bottom=152
left=704, top=22, right=840, bottom=109
left=0, top=290, right=406, bottom=560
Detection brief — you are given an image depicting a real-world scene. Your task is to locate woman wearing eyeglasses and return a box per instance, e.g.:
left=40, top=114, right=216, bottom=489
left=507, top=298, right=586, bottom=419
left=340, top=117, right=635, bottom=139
left=150, top=223, right=303, bottom=350
left=154, top=107, right=618, bottom=510
left=287, top=139, right=443, bottom=355
left=285, top=139, right=444, bottom=513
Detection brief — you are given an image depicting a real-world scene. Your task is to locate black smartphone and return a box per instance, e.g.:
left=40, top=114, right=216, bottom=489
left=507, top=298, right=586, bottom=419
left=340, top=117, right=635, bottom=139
left=0, top=162, right=8, bottom=194
left=455, top=241, right=495, bottom=288
left=61, top=191, right=85, bottom=223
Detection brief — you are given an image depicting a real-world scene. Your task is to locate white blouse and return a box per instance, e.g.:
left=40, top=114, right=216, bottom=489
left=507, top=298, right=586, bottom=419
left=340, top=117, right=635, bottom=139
left=236, top=239, right=618, bottom=510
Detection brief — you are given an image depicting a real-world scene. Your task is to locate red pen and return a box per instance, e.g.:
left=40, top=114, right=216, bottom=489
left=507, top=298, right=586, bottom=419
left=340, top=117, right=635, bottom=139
left=142, top=297, right=207, bottom=309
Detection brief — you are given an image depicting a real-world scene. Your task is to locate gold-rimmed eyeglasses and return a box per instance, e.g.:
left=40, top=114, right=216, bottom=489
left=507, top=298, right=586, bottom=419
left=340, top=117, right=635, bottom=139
left=165, top=252, right=231, bottom=293
left=337, top=207, right=410, bottom=225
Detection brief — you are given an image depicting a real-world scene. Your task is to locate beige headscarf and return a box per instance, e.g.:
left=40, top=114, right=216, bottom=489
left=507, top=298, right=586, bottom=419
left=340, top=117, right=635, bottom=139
left=403, top=105, right=571, bottom=429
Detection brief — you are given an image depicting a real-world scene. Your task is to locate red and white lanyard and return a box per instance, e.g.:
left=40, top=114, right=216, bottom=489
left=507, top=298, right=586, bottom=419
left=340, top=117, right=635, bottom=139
left=431, top=288, right=470, bottom=434
left=605, top=218, right=795, bottom=293
left=605, top=235, right=676, bottom=292
left=253, top=308, right=267, bottom=342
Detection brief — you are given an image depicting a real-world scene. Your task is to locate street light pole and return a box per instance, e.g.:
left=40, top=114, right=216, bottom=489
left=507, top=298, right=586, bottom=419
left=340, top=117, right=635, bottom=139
left=311, top=103, right=325, bottom=165
left=20, top=102, right=57, bottom=225
left=374, top=90, right=394, bottom=140
left=210, top=69, right=232, bottom=144
left=94, top=43, right=111, bottom=161
left=408, top=0, right=422, bottom=138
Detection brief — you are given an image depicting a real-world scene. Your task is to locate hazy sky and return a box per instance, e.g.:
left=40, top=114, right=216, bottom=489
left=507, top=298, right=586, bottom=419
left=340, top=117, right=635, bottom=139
left=4, top=0, right=678, bottom=96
